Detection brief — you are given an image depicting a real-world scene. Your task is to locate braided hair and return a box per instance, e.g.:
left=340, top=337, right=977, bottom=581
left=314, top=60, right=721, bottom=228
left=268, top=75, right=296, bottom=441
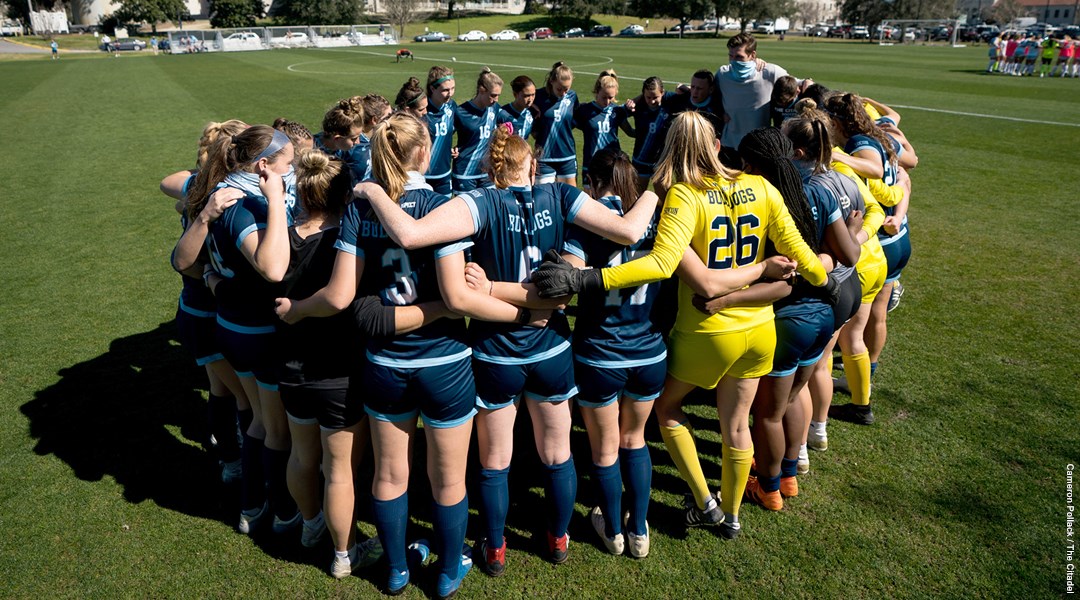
left=738, top=127, right=820, bottom=253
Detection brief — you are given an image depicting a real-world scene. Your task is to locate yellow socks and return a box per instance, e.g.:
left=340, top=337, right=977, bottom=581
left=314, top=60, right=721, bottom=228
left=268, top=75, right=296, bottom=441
left=720, top=445, right=753, bottom=517
left=659, top=422, right=711, bottom=509
left=842, top=351, right=872, bottom=406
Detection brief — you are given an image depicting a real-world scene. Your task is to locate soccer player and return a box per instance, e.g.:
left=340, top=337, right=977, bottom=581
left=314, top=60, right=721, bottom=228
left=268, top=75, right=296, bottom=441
left=314, top=97, right=365, bottom=164
left=346, top=94, right=390, bottom=184
left=424, top=65, right=458, bottom=195
left=630, top=76, right=676, bottom=191
left=193, top=125, right=298, bottom=535
left=533, top=61, right=580, bottom=186
left=452, top=67, right=503, bottom=192
left=574, top=71, right=634, bottom=186
left=395, top=76, right=428, bottom=119
left=533, top=112, right=829, bottom=539
left=273, top=118, right=313, bottom=153
left=353, top=125, right=661, bottom=575
left=498, top=75, right=537, bottom=140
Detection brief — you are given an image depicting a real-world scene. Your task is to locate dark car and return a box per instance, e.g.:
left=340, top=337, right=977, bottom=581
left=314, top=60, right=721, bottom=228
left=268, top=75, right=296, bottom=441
left=558, top=27, right=585, bottom=38
left=827, top=24, right=850, bottom=38
left=525, top=27, right=553, bottom=40
left=100, top=37, right=147, bottom=51
left=585, top=25, right=613, bottom=37
left=413, top=31, right=450, bottom=42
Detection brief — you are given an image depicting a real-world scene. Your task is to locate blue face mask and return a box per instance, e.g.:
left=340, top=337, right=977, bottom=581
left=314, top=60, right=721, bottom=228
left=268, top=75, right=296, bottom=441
left=731, top=60, right=756, bottom=81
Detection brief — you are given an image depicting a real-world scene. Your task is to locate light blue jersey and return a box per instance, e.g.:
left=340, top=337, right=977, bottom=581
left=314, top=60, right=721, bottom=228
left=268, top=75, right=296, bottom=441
left=533, top=88, right=579, bottom=162
left=425, top=99, right=457, bottom=179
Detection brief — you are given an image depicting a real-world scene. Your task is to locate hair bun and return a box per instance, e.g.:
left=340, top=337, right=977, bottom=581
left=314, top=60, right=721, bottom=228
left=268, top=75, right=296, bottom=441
left=298, top=148, right=331, bottom=171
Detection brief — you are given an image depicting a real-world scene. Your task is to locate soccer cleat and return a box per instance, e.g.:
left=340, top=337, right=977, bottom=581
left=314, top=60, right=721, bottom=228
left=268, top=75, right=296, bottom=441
left=780, top=476, right=799, bottom=498
left=329, top=553, right=356, bottom=580
left=589, top=506, right=624, bottom=555
left=887, top=281, right=905, bottom=312
left=272, top=510, right=303, bottom=535
left=407, top=539, right=432, bottom=568
left=718, top=515, right=742, bottom=540
left=220, top=459, right=242, bottom=485
left=475, top=537, right=506, bottom=577
left=301, top=512, right=327, bottom=548
left=547, top=531, right=570, bottom=564
left=386, top=568, right=410, bottom=596
left=683, top=492, right=724, bottom=527
left=626, top=521, right=650, bottom=559
left=356, top=536, right=385, bottom=568
left=797, top=446, right=810, bottom=474
left=807, top=427, right=828, bottom=452
left=744, top=476, right=783, bottom=511
left=237, top=501, right=268, bottom=535
left=831, top=403, right=875, bottom=426
left=436, top=544, right=473, bottom=599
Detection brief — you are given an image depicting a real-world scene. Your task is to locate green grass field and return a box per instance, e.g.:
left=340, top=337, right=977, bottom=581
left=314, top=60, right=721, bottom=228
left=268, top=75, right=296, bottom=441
left=1, top=37, right=1077, bottom=599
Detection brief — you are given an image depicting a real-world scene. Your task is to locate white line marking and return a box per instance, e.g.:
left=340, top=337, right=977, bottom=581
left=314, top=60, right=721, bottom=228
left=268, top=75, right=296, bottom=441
left=890, top=104, right=1080, bottom=127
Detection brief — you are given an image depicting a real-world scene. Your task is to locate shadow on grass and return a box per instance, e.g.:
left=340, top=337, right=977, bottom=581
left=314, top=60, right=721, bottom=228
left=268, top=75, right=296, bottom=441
left=21, top=321, right=231, bottom=520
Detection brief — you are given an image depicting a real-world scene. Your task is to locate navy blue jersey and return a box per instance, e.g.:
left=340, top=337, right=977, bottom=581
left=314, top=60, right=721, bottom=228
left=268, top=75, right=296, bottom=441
left=206, top=194, right=288, bottom=330
left=533, top=88, right=579, bottom=162
left=453, top=100, right=499, bottom=180
left=313, top=133, right=347, bottom=162
left=338, top=176, right=469, bottom=366
left=772, top=179, right=844, bottom=315
left=459, top=183, right=587, bottom=363
left=498, top=103, right=534, bottom=140
left=804, top=169, right=864, bottom=287
left=632, top=91, right=676, bottom=170
left=563, top=196, right=665, bottom=366
left=176, top=174, right=216, bottom=317
left=844, top=134, right=901, bottom=186
left=771, top=100, right=798, bottom=127
left=276, top=226, right=360, bottom=383
left=663, top=91, right=725, bottom=139
left=345, top=134, right=373, bottom=184
left=425, top=99, right=457, bottom=179
left=574, top=102, right=630, bottom=170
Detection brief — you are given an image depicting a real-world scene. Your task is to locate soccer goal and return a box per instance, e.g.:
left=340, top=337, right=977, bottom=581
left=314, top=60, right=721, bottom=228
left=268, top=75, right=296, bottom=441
left=876, top=18, right=964, bottom=46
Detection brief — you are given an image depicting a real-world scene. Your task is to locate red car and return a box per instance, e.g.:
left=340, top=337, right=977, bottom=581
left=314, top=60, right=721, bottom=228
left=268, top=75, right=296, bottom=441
left=526, top=27, right=553, bottom=40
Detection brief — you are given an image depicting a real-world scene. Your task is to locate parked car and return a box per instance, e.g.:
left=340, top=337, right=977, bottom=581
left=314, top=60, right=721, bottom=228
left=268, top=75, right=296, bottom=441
left=585, top=25, right=613, bottom=37
left=754, top=20, right=775, bottom=34
left=808, top=23, right=829, bottom=37
left=697, top=22, right=719, bottom=31
left=457, top=30, right=488, bottom=41
left=722, top=22, right=742, bottom=31
left=827, top=24, right=850, bottom=38
left=525, top=27, right=553, bottom=39
left=618, top=24, right=644, bottom=36
left=414, top=31, right=450, bottom=42
left=851, top=25, right=870, bottom=39
left=225, top=32, right=261, bottom=42
left=875, top=24, right=899, bottom=39
left=491, top=29, right=520, bottom=41
left=0, top=19, right=22, bottom=36
left=101, top=37, right=146, bottom=51
left=558, top=27, right=585, bottom=38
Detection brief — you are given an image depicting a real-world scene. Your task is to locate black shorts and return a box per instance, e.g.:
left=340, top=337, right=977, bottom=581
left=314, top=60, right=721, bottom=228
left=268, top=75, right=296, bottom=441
left=833, top=273, right=862, bottom=331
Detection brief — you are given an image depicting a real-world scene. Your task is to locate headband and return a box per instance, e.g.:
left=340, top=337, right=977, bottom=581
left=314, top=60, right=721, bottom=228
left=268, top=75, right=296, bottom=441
left=406, top=94, right=424, bottom=106
left=499, top=122, right=514, bottom=136
left=432, top=75, right=454, bottom=86
left=254, top=129, right=291, bottom=163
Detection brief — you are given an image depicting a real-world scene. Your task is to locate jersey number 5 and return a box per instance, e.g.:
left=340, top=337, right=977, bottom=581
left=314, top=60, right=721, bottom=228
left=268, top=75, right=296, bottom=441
left=708, top=214, right=760, bottom=269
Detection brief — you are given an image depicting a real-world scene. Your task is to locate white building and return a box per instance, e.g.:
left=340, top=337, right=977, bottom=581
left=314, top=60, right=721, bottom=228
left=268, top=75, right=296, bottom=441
left=792, top=0, right=840, bottom=28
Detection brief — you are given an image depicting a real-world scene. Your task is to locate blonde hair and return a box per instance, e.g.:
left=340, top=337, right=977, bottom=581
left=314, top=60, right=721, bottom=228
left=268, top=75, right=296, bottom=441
left=652, top=112, right=738, bottom=191
left=295, top=149, right=350, bottom=222
left=486, top=125, right=532, bottom=189
left=322, top=97, right=365, bottom=137
left=476, top=66, right=503, bottom=94
left=370, top=113, right=431, bottom=201
left=197, top=120, right=247, bottom=169
left=545, top=61, right=573, bottom=95
left=784, top=99, right=833, bottom=173
left=361, top=94, right=391, bottom=130
left=593, top=70, right=619, bottom=95
left=187, top=125, right=289, bottom=220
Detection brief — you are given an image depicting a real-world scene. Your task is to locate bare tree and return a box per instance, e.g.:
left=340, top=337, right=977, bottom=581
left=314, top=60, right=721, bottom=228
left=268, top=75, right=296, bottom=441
left=384, top=0, right=418, bottom=38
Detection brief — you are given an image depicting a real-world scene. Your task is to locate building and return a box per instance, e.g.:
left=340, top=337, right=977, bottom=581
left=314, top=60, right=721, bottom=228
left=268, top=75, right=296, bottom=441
left=792, top=0, right=840, bottom=28
left=1009, top=0, right=1078, bottom=25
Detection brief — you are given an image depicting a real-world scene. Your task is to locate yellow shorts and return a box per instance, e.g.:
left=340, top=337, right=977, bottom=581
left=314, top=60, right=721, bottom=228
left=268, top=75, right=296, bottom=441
left=858, top=259, right=887, bottom=304
left=667, top=321, right=776, bottom=389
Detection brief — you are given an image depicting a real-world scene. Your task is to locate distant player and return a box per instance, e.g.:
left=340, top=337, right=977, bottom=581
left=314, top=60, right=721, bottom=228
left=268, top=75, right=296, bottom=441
left=50, top=39, right=58, bottom=59
left=396, top=47, right=414, bottom=62
left=452, top=67, right=502, bottom=193
left=533, top=61, right=580, bottom=186
left=574, top=71, right=633, bottom=184
left=497, top=75, right=537, bottom=140
left=629, top=77, right=676, bottom=191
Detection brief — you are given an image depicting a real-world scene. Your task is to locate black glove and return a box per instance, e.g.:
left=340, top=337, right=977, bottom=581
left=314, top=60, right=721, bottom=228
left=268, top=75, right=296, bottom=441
left=532, top=249, right=603, bottom=299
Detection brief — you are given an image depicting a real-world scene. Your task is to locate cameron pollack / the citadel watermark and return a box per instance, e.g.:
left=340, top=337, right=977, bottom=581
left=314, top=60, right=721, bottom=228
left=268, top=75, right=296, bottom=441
left=1068, top=464, right=1075, bottom=594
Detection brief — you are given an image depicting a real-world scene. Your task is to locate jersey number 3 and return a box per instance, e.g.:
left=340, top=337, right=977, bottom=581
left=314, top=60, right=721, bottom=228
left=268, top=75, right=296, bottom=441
left=708, top=214, right=760, bottom=269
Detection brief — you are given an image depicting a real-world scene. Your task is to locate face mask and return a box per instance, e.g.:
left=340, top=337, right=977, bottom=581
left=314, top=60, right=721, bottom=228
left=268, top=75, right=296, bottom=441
left=731, top=60, right=756, bottom=81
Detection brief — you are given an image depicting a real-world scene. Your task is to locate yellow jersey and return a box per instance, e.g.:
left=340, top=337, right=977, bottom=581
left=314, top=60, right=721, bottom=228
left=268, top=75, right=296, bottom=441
left=602, top=172, right=826, bottom=335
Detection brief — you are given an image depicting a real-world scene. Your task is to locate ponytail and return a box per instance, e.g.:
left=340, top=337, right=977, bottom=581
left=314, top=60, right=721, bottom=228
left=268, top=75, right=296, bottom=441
left=587, top=148, right=639, bottom=210
left=739, top=128, right=820, bottom=253
left=295, top=149, right=350, bottom=222
left=370, top=113, right=430, bottom=201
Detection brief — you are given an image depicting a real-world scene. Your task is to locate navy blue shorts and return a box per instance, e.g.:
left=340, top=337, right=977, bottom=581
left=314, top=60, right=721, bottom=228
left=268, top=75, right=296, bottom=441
left=536, top=158, right=578, bottom=182
left=176, top=304, right=222, bottom=366
left=573, top=356, right=666, bottom=408
left=771, top=304, right=835, bottom=377
left=280, top=378, right=356, bottom=429
left=426, top=175, right=452, bottom=196
left=881, top=230, right=911, bottom=283
left=452, top=174, right=492, bottom=194
left=473, top=349, right=577, bottom=410
left=215, top=318, right=280, bottom=390
left=363, top=356, right=477, bottom=428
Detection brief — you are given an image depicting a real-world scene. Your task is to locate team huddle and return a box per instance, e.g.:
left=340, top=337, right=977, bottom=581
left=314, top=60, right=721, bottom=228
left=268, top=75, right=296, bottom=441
left=986, top=32, right=1079, bottom=77
left=161, top=32, right=917, bottom=597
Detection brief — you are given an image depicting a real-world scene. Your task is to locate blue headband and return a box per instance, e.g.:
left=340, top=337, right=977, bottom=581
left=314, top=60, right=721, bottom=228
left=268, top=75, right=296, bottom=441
left=254, top=129, right=291, bottom=163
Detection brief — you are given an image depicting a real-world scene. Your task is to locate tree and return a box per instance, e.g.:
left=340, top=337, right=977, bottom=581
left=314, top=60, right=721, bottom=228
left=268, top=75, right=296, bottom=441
left=446, top=0, right=456, bottom=19
left=5, top=0, right=63, bottom=29
left=114, top=0, right=188, bottom=33
left=209, top=0, right=263, bottom=28
left=714, top=0, right=797, bottom=33
left=383, top=0, right=416, bottom=38
left=840, top=0, right=956, bottom=26
left=987, top=0, right=1030, bottom=25
left=629, top=0, right=711, bottom=36
left=549, top=0, right=623, bottom=22
left=277, top=0, right=364, bottom=25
